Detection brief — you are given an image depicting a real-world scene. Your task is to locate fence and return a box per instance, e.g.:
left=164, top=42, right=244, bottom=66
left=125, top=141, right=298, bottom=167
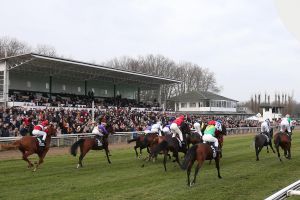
left=265, top=180, right=300, bottom=200
left=0, top=126, right=297, bottom=147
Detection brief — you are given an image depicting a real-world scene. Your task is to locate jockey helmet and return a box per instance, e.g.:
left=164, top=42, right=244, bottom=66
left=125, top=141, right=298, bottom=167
left=42, top=120, right=49, bottom=126
left=216, top=119, right=222, bottom=124
left=208, top=120, right=215, bottom=125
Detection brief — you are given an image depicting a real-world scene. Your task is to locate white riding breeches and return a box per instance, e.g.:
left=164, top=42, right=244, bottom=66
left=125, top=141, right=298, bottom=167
left=202, top=134, right=218, bottom=147
left=280, top=121, right=291, bottom=133
left=170, top=123, right=183, bottom=141
left=162, top=127, right=171, bottom=135
left=193, top=122, right=202, bottom=136
left=32, top=130, right=47, bottom=141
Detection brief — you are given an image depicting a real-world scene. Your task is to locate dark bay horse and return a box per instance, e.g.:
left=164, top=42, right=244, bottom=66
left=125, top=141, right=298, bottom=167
left=254, top=128, right=275, bottom=161
left=0, top=124, right=57, bottom=171
left=70, top=124, right=114, bottom=168
left=127, top=132, right=158, bottom=158
left=181, top=143, right=222, bottom=187
left=186, top=132, right=202, bottom=149
left=149, top=134, right=187, bottom=171
left=274, top=131, right=291, bottom=162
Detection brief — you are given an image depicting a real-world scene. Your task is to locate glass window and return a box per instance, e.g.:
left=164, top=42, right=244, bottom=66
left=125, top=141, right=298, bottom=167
left=181, top=103, right=187, bottom=108
left=78, top=87, right=81, bottom=92
left=46, top=83, right=49, bottom=89
left=62, top=84, right=66, bottom=91
left=190, top=102, right=196, bottom=107
left=27, top=81, right=31, bottom=88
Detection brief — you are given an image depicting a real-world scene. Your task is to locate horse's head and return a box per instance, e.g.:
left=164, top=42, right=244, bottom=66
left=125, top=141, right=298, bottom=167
left=221, top=124, right=227, bottom=136
left=46, top=124, right=57, bottom=137
left=180, top=122, right=191, bottom=135
left=106, top=123, right=115, bottom=135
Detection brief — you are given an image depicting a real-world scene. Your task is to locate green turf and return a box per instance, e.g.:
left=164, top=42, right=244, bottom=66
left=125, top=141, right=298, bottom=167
left=1, top=132, right=300, bottom=200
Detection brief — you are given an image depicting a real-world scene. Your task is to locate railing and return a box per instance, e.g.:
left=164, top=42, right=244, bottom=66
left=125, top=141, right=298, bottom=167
left=265, top=180, right=300, bottom=200
left=0, top=126, right=297, bottom=147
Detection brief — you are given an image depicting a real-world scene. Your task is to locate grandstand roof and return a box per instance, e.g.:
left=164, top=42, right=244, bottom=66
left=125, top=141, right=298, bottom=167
left=169, top=91, right=238, bottom=102
left=0, top=53, right=180, bottom=89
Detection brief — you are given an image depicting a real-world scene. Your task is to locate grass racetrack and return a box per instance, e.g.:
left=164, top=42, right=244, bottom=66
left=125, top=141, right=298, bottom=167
left=0, top=131, right=300, bottom=200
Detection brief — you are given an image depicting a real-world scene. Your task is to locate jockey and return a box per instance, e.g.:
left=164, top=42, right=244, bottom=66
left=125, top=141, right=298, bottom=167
left=92, top=120, right=108, bottom=146
left=32, top=120, right=49, bottom=146
left=170, top=115, right=185, bottom=145
left=193, top=120, right=202, bottom=136
left=144, top=122, right=152, bottom=134
left=215, top=119, right=223, bottom=132
left=280, top=114, right=292, bottom=134
left=151, top=121, right=163, bottom=136
left=260, top=119, right=271, bottom=142
left=203, top=120, right=219, bottom=151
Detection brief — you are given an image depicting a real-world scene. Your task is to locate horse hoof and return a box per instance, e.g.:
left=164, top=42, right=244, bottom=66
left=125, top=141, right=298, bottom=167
left=76, top=164, right=80, bottom=169
left=218, top=176, right=222, bottom=179
left=141, top=164, right=145, bottom=168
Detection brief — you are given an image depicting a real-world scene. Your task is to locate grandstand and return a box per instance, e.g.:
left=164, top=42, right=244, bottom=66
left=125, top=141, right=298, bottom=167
left=0, top=53, right=180, bottom=109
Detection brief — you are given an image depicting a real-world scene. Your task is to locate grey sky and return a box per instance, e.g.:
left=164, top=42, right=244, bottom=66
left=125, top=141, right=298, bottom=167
left=1, top=0, right=300, bottom=102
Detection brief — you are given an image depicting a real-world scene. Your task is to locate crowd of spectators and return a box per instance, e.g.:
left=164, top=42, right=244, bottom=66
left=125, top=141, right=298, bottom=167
left=0, top=105, right=286, bottom=137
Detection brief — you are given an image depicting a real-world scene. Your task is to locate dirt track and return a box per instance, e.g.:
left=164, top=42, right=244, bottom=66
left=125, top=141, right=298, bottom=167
left=0, top=143, right=134, bottom=160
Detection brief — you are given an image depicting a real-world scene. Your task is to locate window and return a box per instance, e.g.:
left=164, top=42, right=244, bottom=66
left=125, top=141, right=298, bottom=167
left=104, top=89, right=108, bottom=95
left=91, top=88, right=95, bottom=93
left=78, top=87, right=81, bottom=92
left=181, top=103, right=187, bottom=108
left=27, top=81, right=31, bottom=88
left=62, top=84, right=66, bottom=91
left=199, top=101, right=204, bottom=107
left=117, top=91, right=120, bottom=95
left=222, top=101, right=226, bottom=107
left=46, top=83, right=49, bottom=89
left=189, top=102, right=196, bottom=108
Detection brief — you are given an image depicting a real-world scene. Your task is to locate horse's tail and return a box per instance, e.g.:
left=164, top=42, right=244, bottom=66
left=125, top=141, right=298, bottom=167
left=181, top=144, right=198, bottom=170
left=151, top=140, right=168, bottom=157
left=0, top=140, right=21, bottom=151
left=70, top=139, right=85, bottom=157
left=127, top=137, right=138, bottom=144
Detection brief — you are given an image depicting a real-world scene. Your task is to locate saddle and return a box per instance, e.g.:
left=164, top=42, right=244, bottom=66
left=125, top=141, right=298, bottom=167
left=203, top=142, right=217, bottom=158
left=261, top=132, right=270, bottom=143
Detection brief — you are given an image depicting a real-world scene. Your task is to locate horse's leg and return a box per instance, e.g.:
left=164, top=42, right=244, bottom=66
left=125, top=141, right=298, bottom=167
left=186, top=160, right=194, bottom=186
left=105, top=146, right=111, bottom=164
left=269, top=142, right=276, bottom=153
left=33, top=149, right=49, bottom=172
left=275, top=145, right=282, bottom=162
left=22, top=150, right=34, bottom=168
left=163, top=152, right=167, bottom=172
left=191, top=163, right=201, bottom=186
left=134, top=146, right=139, bottom=158
left=78, top=146, right=89, bottom=168
left=256, top=146, right=263, bottom=161
left=266, top=145, right=269, bottom=153
left=287, top=145, right=291, bottom=159
left=215, top=157, right=222, bottom=179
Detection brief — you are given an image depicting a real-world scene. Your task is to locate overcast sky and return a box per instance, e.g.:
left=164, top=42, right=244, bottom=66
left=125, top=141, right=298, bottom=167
left=1, top=0, right=300, bottom=102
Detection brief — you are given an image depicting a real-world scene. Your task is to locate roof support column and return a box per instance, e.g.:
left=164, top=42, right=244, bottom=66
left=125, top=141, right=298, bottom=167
left=49, top=76, right=52, bottom=98
left=84, top=80, right=87, bottom=96
left=157, top=85, right=162, bottom=109
left=137, top=87, right=140, bottom=103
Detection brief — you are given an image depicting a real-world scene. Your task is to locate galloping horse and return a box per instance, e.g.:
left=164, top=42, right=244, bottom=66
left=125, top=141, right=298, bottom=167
left=70, top=124, right=114, bottom=168
left=0, top=124, right=57, bottom=171
left=181, top=143, right=222, bottom=187
left=150, top=134, right=187, bottom=171
left=274, top=131, right=291, bottom=162
left=127, top=132, right=158, bottom=158
left=254, top=128, right=275, bottom=161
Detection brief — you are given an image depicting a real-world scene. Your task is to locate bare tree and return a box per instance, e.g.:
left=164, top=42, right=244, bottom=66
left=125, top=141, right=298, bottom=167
left=34, top=44, right=56, bottom=56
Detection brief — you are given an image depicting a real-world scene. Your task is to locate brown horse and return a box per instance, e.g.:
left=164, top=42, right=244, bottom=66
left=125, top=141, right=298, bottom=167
left=0, top=124, right=57, bottom=171
left=70, top=124, right=114, bottom=168
left=274, top=131, right=291, bottom=162
left=127, top=132, right=158, bottom=158
left=181, top=143, right=222, bottom=187
left=186, top=132, right=202, bottom=149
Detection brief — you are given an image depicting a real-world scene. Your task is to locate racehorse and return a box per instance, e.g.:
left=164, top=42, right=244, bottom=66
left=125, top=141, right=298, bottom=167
left=70, top=124, right=114, bottom=168
left=0, top=124, right=57, bottom=171
left=274, top=131, right=291, bottom=162
left=254, top=128, right=275, bottom=161
left=127, top=132, right=158, bottom=158
left=149, top=133, right=188, bottom=172
left=202, top=123, right=227, bottom=158
left=181, top=143, right=222, bottom=187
